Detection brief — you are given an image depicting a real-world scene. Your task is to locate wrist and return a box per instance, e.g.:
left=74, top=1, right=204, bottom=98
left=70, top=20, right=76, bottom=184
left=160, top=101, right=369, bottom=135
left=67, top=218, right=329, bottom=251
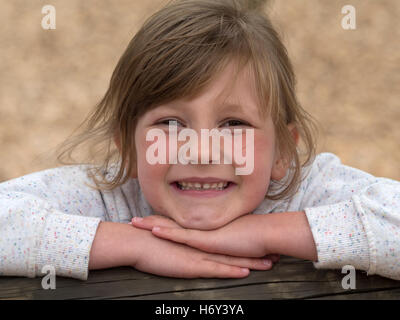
left=89, top=221, right=144, bottom=270
left=262, top=211, right=318, bottom=261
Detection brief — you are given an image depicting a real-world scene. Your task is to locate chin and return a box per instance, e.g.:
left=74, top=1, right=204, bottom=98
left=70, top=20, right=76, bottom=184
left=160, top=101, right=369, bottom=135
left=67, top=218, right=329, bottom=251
left=174, top=209, right=236, bottom=231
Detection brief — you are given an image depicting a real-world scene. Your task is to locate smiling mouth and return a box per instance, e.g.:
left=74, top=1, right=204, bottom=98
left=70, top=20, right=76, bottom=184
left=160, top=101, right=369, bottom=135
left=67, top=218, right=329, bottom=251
left=173, top=181, right=232, bottom=191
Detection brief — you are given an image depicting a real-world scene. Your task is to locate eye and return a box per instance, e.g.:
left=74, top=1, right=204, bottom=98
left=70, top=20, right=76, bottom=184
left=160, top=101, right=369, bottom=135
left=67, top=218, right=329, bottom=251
left=157, top=118, right=185, bottom=127
left=220, top=119, right=250, bottom=127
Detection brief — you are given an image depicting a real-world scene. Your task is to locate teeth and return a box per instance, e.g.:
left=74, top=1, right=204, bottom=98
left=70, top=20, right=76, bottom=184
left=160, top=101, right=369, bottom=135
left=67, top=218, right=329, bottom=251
left=177, top=181, right=229, bottom=191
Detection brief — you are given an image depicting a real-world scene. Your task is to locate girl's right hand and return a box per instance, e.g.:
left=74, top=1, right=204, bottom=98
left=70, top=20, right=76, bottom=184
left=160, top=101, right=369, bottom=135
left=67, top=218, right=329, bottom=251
left=130, top=225, right=274, bottom=279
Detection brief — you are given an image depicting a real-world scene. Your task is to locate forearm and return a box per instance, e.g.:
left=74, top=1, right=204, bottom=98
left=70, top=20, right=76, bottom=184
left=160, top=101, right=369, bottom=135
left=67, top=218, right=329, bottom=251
left=89, top=221, right=141, bottom=270
left=264, top=211, right=318, bottom=262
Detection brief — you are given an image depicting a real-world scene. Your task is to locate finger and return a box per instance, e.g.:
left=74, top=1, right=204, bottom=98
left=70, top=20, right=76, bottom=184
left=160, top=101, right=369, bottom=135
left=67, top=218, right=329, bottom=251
left=206, top=254, right=273, bottom=271
left=131, top=216, right=178, bottom=231
left=130, top=217, right=152, bottom=231
left=196, top=260, right=250, bottom=279
left=152, top=226, right=215, bottom=253
left=265, top=254, right=280, bottom=263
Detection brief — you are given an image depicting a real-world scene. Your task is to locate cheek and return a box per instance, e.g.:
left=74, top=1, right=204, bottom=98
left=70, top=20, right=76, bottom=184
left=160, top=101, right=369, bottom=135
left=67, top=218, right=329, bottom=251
left=253, top=134, right=275, bottom=173
left=136, top=155, right=171, bottom=215
left=234, top=130, right=275, bottom=175
left=136, top=129, right=177, bottom=166
left=135, top=132, right=170, bottom=195
left=240, top=134, right=275, bottom=202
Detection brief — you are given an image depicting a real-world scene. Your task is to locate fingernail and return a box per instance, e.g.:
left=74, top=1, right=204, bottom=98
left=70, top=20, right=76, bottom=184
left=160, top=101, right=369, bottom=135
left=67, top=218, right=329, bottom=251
left=152, top=226, right=160, bottom=232
left=127, top=222, right=132, bottom=225
left=262, top=259, right=271, bottom=266
left=241, top=268, right=249, bottom=273
left=132, top=217, right=143, bottom=223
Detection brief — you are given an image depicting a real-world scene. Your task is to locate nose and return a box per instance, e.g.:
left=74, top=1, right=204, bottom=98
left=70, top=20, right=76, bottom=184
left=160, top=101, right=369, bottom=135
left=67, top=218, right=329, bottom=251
left=196, top=128, right=233, bottom=165
left=197, top=129, right=213, bottom=164
left=174, top=126, right=234, bottom=165
left=174, top=128, right=215, bottom=164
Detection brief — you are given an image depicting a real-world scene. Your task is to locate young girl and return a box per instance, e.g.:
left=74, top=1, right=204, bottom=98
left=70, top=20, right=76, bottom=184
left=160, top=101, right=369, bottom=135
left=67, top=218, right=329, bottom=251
left=1, top=0, right=399, bottom=281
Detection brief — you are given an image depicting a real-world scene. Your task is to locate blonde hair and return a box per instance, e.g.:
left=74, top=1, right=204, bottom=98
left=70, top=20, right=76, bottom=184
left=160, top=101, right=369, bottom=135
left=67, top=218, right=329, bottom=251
left=56, top=0, right=317, bottom=200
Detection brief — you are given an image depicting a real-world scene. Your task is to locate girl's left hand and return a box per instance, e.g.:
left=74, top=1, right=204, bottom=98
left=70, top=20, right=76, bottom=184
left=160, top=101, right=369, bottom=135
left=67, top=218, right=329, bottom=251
left=130, top=214, right=280, bottom=263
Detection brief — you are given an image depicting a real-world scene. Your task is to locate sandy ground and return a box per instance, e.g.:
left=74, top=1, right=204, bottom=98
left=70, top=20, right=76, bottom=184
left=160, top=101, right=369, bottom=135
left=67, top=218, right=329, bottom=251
left=0, top=0, right=399, bottom=182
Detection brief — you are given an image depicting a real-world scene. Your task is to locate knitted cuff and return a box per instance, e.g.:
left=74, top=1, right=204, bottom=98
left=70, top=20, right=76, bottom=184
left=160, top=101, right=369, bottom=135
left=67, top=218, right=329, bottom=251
left=304, top=199, right=370, bottom=273
left=35, top=211, right=101, bottom=280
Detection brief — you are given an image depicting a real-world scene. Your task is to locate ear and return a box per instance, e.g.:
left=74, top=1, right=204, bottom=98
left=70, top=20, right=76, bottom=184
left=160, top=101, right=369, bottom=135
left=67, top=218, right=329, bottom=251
left=113, top=131, right=121, bottom=151
left=287, top=122, right=300, bottom=146
left=271, top=123, right=299, bottom=181
left=114, top=131, right=138, bottom=179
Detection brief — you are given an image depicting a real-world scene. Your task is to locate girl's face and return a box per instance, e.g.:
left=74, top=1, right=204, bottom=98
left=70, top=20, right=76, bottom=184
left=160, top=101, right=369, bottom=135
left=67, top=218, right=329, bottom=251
left=129, top=62, right=294, bottom=230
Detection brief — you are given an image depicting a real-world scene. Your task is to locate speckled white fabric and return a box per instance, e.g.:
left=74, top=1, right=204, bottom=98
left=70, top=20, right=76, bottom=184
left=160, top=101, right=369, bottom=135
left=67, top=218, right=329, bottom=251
left=0, top=153, right=399, bottom=280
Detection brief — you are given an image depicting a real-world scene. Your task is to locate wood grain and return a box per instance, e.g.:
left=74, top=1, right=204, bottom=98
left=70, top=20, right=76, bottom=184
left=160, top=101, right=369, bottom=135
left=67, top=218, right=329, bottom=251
left=1, top=256, right=399, bottom=300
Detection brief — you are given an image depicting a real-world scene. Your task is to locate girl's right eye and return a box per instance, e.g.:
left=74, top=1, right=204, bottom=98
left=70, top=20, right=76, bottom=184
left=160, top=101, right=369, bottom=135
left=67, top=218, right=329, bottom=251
left=157, top=118, right=184, bottom=128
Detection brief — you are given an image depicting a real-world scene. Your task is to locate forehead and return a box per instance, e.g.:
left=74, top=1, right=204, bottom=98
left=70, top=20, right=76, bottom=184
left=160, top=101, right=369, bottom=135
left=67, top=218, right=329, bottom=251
left=156, top=61, right=265, bottom=116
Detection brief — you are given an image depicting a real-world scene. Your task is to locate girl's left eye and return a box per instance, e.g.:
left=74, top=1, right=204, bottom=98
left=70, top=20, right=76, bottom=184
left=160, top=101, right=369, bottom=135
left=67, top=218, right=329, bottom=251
left=221, top=119, right=249, bottom=127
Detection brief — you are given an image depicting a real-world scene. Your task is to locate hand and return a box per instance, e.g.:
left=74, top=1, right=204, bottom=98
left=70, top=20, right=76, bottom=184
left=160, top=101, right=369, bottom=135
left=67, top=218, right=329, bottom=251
left=131, top=214, right=280, bottom=263
left=130, top=222, right=275, bottom=279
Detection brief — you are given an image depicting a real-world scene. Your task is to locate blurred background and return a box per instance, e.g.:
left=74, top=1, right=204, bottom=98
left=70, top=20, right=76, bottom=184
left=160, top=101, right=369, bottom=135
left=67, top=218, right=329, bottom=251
left=0, top=0, right=399, bottom=182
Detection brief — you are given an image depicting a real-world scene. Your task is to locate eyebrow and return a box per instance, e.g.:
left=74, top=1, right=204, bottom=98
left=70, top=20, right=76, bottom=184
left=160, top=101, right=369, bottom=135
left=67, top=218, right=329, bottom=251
left=156, top=101, right=253, bottom=116
left=216, top=102, right=251, bottom=114
left=156, top=101, right=241, bottom=110
left=219, top=101, right=267, bottom=123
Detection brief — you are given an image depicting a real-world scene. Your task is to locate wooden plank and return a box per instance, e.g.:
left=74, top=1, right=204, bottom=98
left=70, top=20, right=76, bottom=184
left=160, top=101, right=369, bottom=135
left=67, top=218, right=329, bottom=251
left=119, top=281, right=335, bottom=300
left=1, top=256, right=399, bottom=300
left=116, top=273, right=400, bottom=300
left=0, top=257, right=320, bottom=299
left=0, top=265, right=152, bottom=299
left=312, top=288, right=400, bottom=300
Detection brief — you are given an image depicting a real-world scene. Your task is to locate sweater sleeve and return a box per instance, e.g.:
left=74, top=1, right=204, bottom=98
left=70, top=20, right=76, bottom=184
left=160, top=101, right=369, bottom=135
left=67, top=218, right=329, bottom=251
left=0, top=166, right=106, bottom=280
left=301, top=153, right=400, bottom=280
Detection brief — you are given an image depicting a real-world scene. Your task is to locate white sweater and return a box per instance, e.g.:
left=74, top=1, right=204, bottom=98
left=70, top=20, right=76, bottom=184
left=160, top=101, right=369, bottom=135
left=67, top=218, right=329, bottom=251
left=0, top=153, right=399, bottom=280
